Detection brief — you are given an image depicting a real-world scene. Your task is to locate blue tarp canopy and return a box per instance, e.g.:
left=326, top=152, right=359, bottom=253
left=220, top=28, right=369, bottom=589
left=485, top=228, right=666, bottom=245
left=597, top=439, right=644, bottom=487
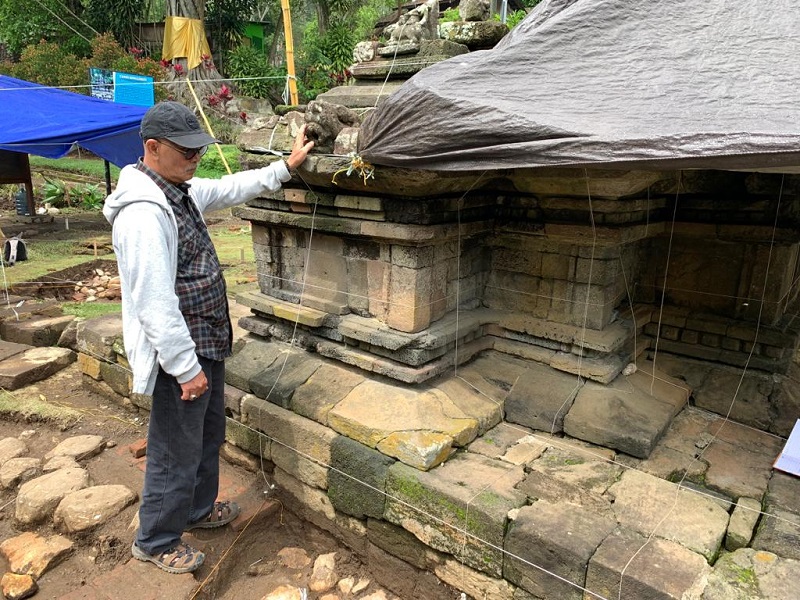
left=0, top=75, right=148, bottom=168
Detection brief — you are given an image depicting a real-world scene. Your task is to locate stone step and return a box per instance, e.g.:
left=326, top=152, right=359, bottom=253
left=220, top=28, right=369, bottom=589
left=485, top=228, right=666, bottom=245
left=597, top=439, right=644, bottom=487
left=0, top=347, right=76, bottom=390
left=0, top=314, right=75, bottom=347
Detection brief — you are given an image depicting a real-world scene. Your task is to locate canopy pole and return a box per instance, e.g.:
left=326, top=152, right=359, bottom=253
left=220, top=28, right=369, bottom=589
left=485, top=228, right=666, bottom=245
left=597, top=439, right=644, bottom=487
left=104, top=160, right=112, bottom=196
left=280, top=0, right=299, bottom=105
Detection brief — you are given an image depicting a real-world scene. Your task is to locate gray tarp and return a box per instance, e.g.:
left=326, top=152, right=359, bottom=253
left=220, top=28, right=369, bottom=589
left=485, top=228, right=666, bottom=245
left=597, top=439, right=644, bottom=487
left=357, top=0, right=800, bottom=172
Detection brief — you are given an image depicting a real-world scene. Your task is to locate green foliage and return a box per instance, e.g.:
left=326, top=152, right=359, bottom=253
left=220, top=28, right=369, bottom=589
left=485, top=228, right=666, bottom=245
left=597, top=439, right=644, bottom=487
left=89, top=33, right=131, bottom=69
left=73, top=183, right=104, bottom=211
left=42, top=178, right=68, bottom=208
left=226, top=45, right=285, bottom=101
left=0, top=0, right=69, bottom=58
left=497, top=9, right=529, bottom=29
left=62, top=301, right=121, bottom=319
left=522, top=0, right=542, bottom=7
left=8, top=40, right=89, bottom=92
left=207, top=0, right=259, bottom=64
left=196, top=145, right=243, bottom=178
left=320, top=24, right=356, bottom=77
left=82, top=0, right=147, bottom=49
left=440, top=7, right=460, bottom=22
left=353, top=0, right=396, bottom=42
left=3, top=33, right=168, bottom=102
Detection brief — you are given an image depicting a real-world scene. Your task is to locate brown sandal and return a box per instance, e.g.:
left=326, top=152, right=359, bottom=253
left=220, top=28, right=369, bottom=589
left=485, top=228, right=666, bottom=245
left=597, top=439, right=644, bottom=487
left=131, top=541, right=205, bottom=574
left=186, top=500, right=241, bottom=530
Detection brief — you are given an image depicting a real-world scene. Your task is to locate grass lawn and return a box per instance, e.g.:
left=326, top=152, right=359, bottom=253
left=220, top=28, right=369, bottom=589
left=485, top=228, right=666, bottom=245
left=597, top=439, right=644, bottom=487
left=29, top=144, right=241, bottom=183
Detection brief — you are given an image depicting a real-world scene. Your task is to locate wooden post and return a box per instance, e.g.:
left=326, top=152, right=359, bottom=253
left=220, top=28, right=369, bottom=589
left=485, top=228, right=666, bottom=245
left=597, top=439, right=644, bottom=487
left=280, top=0, right=299, bottom=105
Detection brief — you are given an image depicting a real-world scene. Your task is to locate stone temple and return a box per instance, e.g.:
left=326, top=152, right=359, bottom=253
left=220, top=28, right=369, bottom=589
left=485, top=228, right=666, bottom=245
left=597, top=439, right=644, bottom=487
left=70, top=2, right=800, bottom=597
left=205, top=2, right=800, bottom=597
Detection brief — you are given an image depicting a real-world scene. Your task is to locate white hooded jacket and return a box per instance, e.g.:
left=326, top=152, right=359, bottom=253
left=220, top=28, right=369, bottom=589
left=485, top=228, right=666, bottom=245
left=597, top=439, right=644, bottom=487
left=103, top=160, right=290, bottom=395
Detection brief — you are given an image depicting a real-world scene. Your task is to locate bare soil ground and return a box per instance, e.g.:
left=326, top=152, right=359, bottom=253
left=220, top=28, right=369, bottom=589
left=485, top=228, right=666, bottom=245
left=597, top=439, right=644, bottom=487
left=0, top=364, right=393, bottom=600
left=0, top=209, right=404, bottom=599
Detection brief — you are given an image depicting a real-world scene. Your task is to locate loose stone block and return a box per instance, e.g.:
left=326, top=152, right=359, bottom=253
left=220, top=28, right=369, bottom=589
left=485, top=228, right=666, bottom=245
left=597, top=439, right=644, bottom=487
left=1, top=572, right=37, bottom=600
left=75, top=314, right=123, bottom=362
left=241, top=395, right=338, bottom=481
left=0, top=457, right=40, bottom=489
left=224, top=335, right=283, bottom=392
left=328, top=436, right=395, bottom=519
left=0, top=340, right=30, bottom=362
left=607, top=469, right=729, bottom=561
left=563, top=381, right=675, bottom=458
left=16, top=467, right=91, bottom=525
left=0, top=437, right=27, bottom=467
left=384, top=453, right=526, bottom=577
left=249, top=351, right=323, bottom=408
left=585, top=527, right=710, bottom=600
left=726, top=497, right=762, bottom=551
left=0, top=347, right=76, bottom=390
left=328, top=380, right=478, bottom=470
left=53, top=484, right=137, bottom=532
left=44, top=435, right=104, bottom=461
left=504, top=362, right=582, bottom=433
left=0, top=314, right=75, bottom=347
left=503, top=501, right=616, bottom=600
left=0, top=532, right=73, bottom=578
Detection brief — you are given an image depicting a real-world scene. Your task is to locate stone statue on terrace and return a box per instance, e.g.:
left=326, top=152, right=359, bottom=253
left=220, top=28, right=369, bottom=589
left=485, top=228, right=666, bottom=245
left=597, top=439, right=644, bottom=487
left=379, top=0, right=440, bottom=56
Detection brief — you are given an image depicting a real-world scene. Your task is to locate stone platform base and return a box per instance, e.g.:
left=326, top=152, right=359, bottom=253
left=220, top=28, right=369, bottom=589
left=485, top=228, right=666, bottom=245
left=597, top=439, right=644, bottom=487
left=217, top=333, right=800, bottom=599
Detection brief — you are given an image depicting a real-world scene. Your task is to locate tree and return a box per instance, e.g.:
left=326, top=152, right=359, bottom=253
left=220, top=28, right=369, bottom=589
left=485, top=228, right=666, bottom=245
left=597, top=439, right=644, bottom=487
left=163, top=0, right=224, bottom=101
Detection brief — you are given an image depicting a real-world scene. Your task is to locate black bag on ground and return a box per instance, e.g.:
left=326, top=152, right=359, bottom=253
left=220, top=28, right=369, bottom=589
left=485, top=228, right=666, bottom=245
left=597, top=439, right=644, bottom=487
left=4, top=236, right=27, bottom=266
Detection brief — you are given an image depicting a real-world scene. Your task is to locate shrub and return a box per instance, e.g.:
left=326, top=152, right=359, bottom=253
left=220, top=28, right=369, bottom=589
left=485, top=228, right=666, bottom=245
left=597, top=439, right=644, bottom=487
left=73, top=183, right=104, bottom=211
left=42, top=178, right=68, bottom=207
left=12, top=40, right=88, bottom=92
left=225, top=45, right=285, bottom=102
left=440, top=8, right=460, bottom=22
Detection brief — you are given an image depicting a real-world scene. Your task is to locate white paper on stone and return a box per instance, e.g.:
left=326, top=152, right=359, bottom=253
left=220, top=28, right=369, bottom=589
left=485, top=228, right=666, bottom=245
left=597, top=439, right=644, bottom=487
left=774, top=419, right=800, bottom=477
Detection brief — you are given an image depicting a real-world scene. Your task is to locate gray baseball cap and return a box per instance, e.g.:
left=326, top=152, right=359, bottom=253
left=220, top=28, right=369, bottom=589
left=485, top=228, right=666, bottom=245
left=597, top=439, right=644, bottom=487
left=140, top=101, right=219, bottom=148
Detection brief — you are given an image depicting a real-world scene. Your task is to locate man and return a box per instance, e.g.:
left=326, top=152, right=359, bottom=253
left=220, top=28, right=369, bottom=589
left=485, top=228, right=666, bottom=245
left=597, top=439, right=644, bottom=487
left=104, top=101, right=313, bottom=574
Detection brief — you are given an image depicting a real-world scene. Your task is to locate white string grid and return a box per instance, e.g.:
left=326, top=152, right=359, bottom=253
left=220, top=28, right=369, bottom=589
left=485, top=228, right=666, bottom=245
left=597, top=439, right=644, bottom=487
left=235, top=164, right=798, bottom=599
left=5, top=82, right=799, bottom=598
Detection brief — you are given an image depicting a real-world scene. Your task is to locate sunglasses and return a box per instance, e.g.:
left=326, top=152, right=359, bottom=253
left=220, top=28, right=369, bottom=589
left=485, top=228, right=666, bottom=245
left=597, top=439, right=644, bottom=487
left=158, top=139, right=208, bottom=160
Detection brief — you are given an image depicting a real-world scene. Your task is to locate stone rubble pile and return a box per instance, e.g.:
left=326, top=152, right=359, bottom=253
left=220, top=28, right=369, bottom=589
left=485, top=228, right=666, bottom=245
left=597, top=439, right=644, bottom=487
left=72, top=268, right=121, bottom=302
left=0, top=433, right=135, bottom=600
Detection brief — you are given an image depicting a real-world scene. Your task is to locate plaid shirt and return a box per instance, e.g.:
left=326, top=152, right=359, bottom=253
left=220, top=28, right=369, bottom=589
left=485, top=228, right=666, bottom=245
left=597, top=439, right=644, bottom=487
left=136, top=161, right=232, bottom=360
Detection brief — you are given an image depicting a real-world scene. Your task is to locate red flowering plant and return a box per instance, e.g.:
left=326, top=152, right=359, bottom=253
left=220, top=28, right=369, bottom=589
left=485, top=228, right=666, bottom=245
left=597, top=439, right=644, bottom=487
left=239, top=112, right=248, bottom=123
left=201, top=54, right=215, bottom=70
left=128, top=47, right=144, bottom=59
